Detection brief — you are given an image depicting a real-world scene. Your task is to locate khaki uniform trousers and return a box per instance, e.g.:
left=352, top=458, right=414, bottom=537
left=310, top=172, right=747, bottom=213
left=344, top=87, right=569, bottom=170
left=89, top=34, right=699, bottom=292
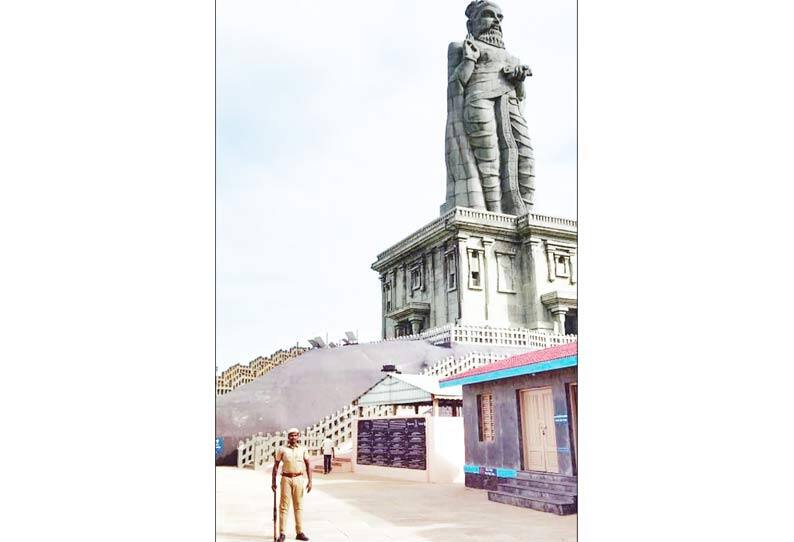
left=279, top=475, right=305, bottom=534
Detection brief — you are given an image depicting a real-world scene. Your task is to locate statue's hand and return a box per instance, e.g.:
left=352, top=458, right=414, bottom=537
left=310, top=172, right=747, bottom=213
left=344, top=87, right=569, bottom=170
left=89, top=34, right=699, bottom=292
left=463, top=37, right=480, bottom=62
left=507, top=65, right=532, bottom=82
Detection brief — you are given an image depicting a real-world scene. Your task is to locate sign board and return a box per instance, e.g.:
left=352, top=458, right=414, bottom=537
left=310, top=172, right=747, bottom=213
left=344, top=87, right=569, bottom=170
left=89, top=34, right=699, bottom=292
left=357, top=418, right=426, bottom=470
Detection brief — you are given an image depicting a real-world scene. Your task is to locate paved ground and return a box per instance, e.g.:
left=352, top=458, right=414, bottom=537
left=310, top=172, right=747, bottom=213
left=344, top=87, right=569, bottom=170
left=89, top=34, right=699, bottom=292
left=216, top=467, right=577, bottom=542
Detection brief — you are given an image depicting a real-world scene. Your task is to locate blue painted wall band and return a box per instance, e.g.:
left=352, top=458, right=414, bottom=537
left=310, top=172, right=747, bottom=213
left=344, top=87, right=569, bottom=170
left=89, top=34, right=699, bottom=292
left=465, top=465, right=519, bottom=478
left=440, top=355, right=578, bottom=387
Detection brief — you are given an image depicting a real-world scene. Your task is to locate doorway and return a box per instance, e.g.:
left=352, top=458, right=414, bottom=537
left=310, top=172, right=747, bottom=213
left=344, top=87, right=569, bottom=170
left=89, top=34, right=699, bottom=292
left=568, top=383, right=578, bottom=474
left=564, top=309, right=578, bottom=335
left=520, top=387, right=559, bottom=473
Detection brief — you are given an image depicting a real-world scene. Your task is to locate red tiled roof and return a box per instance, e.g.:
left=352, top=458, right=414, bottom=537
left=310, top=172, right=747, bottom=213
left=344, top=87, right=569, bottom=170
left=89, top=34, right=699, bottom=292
left=440, top=342, right=577, bottom=383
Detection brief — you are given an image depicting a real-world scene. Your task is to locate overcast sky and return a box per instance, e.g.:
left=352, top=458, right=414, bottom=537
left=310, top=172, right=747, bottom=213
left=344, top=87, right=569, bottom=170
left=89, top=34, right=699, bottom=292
left=216, top=0, right=576, bottom=371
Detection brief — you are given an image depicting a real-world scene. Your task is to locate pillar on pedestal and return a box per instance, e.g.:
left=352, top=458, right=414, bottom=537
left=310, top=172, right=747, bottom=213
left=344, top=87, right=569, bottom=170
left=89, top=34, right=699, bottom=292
left=409, top=317, right=423, bottom=335
left=551, top=308, right=568, bottom=334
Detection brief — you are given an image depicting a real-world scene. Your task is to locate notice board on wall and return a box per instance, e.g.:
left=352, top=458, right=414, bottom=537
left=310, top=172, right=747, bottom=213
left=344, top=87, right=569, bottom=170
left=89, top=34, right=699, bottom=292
left=356, top=417, right=426, bottom=470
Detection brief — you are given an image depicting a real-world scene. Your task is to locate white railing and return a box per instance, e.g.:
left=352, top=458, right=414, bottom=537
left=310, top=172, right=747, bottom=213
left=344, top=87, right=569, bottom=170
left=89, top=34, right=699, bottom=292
left=367, top=323, right=575, bottom=348
left=376, top=207, right=576, bottom=264
left=420, top=351, right=509, bottom=378
left=521, top=213, right=578, bottom=229
left=456, top=207, right=518, bottom=227
left=366, top=323, right=455, bottom=346
left=237, top=403, right=393, bottom=470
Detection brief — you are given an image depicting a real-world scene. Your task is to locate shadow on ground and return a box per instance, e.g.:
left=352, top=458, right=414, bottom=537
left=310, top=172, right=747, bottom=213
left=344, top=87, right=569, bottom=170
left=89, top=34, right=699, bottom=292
left=311, top=474, right=576, bottom=542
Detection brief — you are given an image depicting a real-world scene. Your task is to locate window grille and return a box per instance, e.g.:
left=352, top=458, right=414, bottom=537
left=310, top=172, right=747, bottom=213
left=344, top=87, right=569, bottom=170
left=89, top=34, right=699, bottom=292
left=477, top=393, right=495, bottom=442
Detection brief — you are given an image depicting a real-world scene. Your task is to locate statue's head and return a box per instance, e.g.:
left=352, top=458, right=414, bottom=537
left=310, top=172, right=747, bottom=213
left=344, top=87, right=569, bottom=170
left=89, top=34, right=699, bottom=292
left=466, top=1, right=504, bottom=48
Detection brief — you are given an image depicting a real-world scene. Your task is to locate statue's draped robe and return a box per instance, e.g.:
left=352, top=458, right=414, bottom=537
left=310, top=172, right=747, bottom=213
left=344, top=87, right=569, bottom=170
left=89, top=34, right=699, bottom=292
left=443, top=40, right=535, bottom=216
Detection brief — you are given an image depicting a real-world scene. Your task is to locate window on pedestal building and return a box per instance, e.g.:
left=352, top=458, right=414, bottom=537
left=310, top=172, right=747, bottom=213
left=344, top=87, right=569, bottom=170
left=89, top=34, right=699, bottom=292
left=497, top=253, right=515, bottom=292
left=410, top=265, right=422, bottom=291
left=384, top=281, right=392, bottom=312
left=445, top=251, right=457, bottom=291
left=564, top=309, right=578, bottom=335
left=469, top=250, right=482, bottom=289
left=556, top=255, right=569, bottom=278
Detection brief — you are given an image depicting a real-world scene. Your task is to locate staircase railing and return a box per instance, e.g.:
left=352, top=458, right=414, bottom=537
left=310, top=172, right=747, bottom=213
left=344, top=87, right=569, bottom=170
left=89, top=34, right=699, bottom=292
left=238, top=403, right=392, bottom=470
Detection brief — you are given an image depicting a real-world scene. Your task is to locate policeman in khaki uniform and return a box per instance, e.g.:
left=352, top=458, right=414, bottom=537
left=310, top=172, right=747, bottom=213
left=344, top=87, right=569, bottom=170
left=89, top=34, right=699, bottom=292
left=272, top=428, right=312, bottom=541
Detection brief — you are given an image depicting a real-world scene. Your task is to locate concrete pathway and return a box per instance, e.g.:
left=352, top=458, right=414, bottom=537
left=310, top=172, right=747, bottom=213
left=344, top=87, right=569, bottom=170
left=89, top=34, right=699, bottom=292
left=216, top=467, right=576, bottom=542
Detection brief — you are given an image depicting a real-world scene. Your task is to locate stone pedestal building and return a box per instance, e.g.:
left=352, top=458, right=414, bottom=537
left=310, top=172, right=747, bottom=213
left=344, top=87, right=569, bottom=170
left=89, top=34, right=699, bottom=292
left=370, top=1, right=576, bottom=341
left=372, top=207, right=577, bottom=339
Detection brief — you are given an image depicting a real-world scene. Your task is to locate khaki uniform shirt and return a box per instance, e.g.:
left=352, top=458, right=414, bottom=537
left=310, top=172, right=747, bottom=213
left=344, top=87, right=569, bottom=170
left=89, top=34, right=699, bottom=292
left=275, top=444, right=308, bottom=474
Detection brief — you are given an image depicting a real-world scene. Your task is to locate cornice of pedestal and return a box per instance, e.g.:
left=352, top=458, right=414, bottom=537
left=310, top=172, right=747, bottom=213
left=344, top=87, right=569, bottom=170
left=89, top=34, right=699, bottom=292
left=372, top=207, right=578, bottom=272
left=541, top=289, right=578, bottom=309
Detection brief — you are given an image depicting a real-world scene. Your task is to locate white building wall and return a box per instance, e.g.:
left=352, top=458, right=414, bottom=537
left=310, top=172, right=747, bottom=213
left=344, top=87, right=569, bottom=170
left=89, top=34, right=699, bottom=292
left=427, top=417, right=465, bottom=484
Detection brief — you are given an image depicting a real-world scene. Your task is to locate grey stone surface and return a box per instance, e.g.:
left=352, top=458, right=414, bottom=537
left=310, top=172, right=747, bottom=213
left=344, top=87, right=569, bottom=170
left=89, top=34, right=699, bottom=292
left=443, top=1, right=536, bottom=216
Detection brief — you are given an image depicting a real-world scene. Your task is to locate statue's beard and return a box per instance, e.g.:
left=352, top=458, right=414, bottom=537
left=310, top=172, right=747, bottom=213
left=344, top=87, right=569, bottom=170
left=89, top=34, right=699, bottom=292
left=476, top=25, right=504, bottom=48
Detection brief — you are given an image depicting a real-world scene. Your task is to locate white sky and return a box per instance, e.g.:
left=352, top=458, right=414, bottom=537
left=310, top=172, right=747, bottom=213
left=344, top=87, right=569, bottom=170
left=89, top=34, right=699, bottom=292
left=216, top=0, right=576, bottom=370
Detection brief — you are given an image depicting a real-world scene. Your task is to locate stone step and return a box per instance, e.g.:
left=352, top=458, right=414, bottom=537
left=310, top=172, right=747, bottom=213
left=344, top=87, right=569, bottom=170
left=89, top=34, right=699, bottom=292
left=497, top=483, right=577, bottom=503
left=508, top=478, right=578, bottom=494
left=517, top=471, right=577, bottom=485
left=488, top=490, right=577, bottom=515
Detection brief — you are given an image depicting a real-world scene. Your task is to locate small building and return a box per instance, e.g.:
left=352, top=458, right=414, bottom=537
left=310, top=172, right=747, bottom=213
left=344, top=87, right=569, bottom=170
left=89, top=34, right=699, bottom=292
left=439, top=342, right=578, bottom=514
left=354, top=372, right=464, bottom=417
left=351, top=372, right=465, bottom=483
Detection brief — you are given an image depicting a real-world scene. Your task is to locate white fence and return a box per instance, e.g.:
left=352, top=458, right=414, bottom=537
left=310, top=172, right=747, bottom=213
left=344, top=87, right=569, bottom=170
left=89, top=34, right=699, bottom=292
left=450, top=325, right=577, bottom=349
left=367, top=323, right=575, bottom=348
left=419, top=351, right=510, bottom=378
left=238, top=403, right=393, bottom=470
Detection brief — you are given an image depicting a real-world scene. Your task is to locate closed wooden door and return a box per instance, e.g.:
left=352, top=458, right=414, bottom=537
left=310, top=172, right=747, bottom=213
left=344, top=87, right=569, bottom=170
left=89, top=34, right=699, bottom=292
left=521, top=387, right=559, bottom=473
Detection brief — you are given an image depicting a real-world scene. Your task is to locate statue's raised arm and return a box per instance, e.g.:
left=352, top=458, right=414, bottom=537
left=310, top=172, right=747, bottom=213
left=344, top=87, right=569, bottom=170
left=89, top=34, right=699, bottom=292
left=442, top=1, right=536, bottom=216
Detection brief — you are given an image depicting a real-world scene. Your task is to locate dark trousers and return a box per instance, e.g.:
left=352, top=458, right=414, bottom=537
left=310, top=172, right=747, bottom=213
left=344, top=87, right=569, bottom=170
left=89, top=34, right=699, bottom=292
left=323, top=454, right=332, bottom=473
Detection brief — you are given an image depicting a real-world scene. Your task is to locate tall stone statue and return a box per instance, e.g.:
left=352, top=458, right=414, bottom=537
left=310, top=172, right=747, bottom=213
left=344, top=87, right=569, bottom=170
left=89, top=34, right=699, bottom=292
left=443, top=1, right=535, bottom=216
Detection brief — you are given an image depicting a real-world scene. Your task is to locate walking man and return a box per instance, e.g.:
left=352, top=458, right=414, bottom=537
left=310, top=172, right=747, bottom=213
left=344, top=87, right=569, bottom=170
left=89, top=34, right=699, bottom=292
left=272, top=428, right=312, bottom=541
left=321, top=435, right=335, bottom=475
